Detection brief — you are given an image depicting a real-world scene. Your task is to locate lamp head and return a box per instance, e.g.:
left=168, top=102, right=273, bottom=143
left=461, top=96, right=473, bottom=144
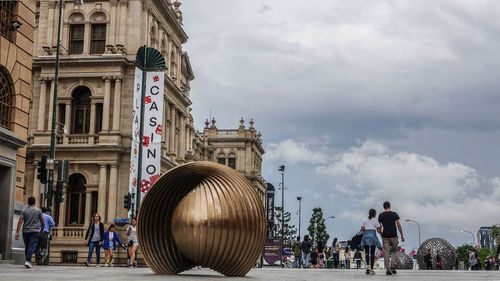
left=461, top=230, right=464, bottom=233
left=278, top=165, right=285, bottom=172
left=297, top=196, right=302, bottom=200
left=11, top=20, right=22, bottom=30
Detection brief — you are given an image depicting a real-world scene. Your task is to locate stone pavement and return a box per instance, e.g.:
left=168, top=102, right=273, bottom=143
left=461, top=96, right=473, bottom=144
left=0, top=264, right=498, bottom=281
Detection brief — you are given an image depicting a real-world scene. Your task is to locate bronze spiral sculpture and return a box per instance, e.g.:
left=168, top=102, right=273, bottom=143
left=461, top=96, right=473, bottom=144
left=137, top=161, right=266, bottom=277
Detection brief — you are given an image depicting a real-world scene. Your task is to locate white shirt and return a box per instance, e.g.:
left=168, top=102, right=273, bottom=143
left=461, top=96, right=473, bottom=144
left=362, top=218, right=381, bottom=230
left=109, top=231, right=114, bottom=240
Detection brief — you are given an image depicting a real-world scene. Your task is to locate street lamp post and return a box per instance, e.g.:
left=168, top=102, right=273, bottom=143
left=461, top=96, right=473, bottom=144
left=278, top=165, right=285, bottom=268
left=297, top=196, right=302, bottom=238
left=405, top=219, right=421, bottom=246
left=461, top=230, right=476, bottom=245
left=44, top=0, right=84, bottom=265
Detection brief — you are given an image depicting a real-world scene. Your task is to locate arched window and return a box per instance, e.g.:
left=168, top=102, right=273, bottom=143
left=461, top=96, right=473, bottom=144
left=68, top=13, right=85, bottom=54
left=66, top=173, right=87, bottom=225
left=0, top=66, right=13, bottom=129
left=71, top=86, right=91, bottom=134
left=90, top=12, right=106, bottom=54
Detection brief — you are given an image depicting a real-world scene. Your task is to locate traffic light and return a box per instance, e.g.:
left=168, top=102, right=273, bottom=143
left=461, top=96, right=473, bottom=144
left=37, top=156, right=48, bottom=184
left=124, top=192, right=131, bottom=210
left=55, top=182, right=65, bottom=204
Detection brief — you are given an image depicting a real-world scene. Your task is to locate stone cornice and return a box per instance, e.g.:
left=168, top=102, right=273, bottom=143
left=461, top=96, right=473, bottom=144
left=150, top=0, right=188, bottom=44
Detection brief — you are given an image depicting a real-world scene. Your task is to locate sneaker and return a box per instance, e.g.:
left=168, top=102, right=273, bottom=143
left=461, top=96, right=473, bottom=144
left=391, top=268, right=397, bottom=275
left=104, top=263, right=109, bottom=267
left=366, top=269, right=370, bottom=274
left=109, top=263, right=113, bottom=267
left=133, top=261, right=137, bottom=267
left=24, top=261, right=32, bottom=268
left=386, top=270, right=393, bottom=275
left=96, top=264, right=101, bottom=267
left=370, top=269, right=375, bottom=275
left=84, top=261, right=89, bottom=267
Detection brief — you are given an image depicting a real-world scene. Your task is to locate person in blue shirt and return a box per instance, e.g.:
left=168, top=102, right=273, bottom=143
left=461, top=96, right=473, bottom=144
left=102, top=224, right=125, bottom=267
left=35, top=207, right=55, bottom=265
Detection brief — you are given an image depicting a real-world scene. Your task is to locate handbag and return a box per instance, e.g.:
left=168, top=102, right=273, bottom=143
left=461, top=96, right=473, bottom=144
left=349, top=232, right=363, bottom=250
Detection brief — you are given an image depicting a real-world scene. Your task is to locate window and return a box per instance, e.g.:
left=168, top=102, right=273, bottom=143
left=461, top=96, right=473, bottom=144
left=0, top=0, right=16, bottom=39
left=66, top=174, right=87, bottom=225
left=95, top=103, right=103, bottom=132
left=71, top=87, right=91, bottom=134
left=228, top=158, right=236, bottom=169
left=0, top=66, right=13, bottom=129
left=90, top=24, right=106, bottom=54
left=69, top=24, right=84, bottom=54
left=217, top=158, right=226, bottom=165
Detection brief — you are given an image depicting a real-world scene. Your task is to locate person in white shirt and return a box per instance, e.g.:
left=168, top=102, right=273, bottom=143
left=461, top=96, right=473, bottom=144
left=360, top=208, right=382, bottom=275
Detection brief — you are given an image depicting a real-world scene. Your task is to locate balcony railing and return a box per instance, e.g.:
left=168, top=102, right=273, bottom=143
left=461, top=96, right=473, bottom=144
left=55, top=134, right=100, bottom=144
left=51, top=226, right=86, bottom=239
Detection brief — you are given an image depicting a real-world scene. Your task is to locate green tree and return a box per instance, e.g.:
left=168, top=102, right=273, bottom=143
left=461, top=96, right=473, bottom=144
left=456, top=244, right=474, bottom=269
left=307, top=207, right=330, bottom=248
left=492, top=225, right=500, bottom=258
left=478, top=247, right=494, bottom=269
left=273, top=206, right=297, bottom=248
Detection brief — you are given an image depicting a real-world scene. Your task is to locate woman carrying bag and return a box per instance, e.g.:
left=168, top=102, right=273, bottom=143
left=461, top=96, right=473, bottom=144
left=360, top=208, right=382, bottom=275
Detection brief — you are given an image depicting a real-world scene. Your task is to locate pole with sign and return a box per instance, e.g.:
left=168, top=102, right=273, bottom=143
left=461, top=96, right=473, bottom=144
left=128, top=46, right=166, bottom=218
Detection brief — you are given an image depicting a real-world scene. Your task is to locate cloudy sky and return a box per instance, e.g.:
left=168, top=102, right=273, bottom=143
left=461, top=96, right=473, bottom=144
left=181, top=0, right=500, bottom=250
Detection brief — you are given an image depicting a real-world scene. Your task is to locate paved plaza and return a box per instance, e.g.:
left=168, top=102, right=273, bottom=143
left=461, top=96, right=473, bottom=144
left=0, top=265, right=499, bottom=281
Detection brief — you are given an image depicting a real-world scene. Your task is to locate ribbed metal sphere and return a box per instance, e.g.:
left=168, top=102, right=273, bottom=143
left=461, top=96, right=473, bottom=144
left=137, top=161, right=266, bottom=277
left=394, top=251, right=414, bottom=269
left=416, top=238, right=456, bottom=270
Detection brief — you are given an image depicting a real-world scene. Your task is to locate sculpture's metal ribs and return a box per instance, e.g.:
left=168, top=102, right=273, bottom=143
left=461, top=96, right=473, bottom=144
left=416, top=238, right=456, bottom=270
left=137, top=162, right=266, bottom=277
left=394, top=251, right=414, bottom=269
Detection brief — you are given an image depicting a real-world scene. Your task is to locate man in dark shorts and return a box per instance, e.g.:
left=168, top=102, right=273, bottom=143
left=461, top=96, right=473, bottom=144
left=378, top=201, right=404, bottom=275
left=15, top=196, right=44, bottom=268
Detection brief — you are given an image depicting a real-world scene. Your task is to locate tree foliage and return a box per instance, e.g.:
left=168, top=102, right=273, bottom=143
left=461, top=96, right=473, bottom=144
left=273, top=206, right=297, bottom=248
left=456, top=244, right=474, bottom=268
left=491, top=225, right=500, bottom=241
left=307, top=207, right=330, bottom=248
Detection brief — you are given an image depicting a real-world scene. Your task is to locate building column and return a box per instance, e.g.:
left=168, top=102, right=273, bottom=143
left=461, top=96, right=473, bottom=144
left=119, top=0, right=128, bottom=44
left=58, top=194, right=66, bottom=229
left=109, top=0, right=118, bottom=45
left=37, top=79, right=47, bottom=132
left=168, top=105, right=176, bottom=154
left=162, top=99, right=168, bottom=155
left=64, top=102, right=71, bottom=133
left=112, top=76, right=122, bottom=132
left=107, top=165, right=118, bottom=222
left=178, top=114, right=185, bottom=160
left=102, top=76, right=111, bottom=132
left=90, top=101, right=96, bottom=132
left=84, top=190, right=92, bottom=226
left=47, top=79, right=55, bottom=133
left=83, top=23, right=91, bottom=54
left=98, top=164, right=107, bottom=219
left=46, top=1, right=55, bottom=47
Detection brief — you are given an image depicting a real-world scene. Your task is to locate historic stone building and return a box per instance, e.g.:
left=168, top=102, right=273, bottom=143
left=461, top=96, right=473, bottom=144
left=0, top=0, right=36, bottom=263
left=25, top=0, right=265, bottom=264
left=26, top=0, right=195, bottom=263
left=194, top=118, right=266, bottom=199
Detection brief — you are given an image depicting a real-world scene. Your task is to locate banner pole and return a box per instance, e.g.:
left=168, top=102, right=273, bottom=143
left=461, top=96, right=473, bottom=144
left=135, top=45, right=147, bottom=218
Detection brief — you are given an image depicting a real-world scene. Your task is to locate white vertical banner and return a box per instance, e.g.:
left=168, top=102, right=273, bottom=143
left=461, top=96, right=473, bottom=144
left=128, top=67, right=143, bottom=218
left=139, top=71, right=164, bottom=199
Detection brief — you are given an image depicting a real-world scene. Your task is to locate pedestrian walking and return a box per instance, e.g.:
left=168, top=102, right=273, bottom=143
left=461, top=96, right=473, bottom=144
left=15, top=196, right=44, bottom=268
left=436, top=250, right=442, bottom=270
left=424, top=249, right=433, bottom=270
left=292, top=236, right=302, bottom=268
left=317, top=241, right=325, bottom=268
left=127, top=217, right=139, bottom=267
left=344, top=248, right=351, bottom=269
left=103, top=224, right=126, bottom=267
left=378, top=201, right=404, bottom=275
left=360, top=208, right=382, bottom=275
left=310, top=248, right=319, bottom=268
left=331, top=237, right=340, bottom=268
left=468, top=249, right=476, bottom=270
left=301, top=235, right=312, bottom=268
left=353, top=249, right=362, bottom=269
left=35, top=207, right=55, bottom=265
left=84, top=213, right=104, bottom=267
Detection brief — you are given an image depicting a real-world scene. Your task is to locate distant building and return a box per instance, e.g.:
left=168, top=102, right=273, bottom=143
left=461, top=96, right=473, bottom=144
left=478, top=227, right=496, bottom=249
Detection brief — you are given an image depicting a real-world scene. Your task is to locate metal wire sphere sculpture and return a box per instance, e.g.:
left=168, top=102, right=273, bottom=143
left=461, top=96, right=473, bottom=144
left=416, top=238, right=456, bottom=270
left=394, top=251, right=414, bottom=269
left=137, top=162, right=266, bottom=277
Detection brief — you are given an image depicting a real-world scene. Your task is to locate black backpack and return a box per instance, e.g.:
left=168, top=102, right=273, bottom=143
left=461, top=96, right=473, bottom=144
left=349, top=232, right=363, bottom=250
